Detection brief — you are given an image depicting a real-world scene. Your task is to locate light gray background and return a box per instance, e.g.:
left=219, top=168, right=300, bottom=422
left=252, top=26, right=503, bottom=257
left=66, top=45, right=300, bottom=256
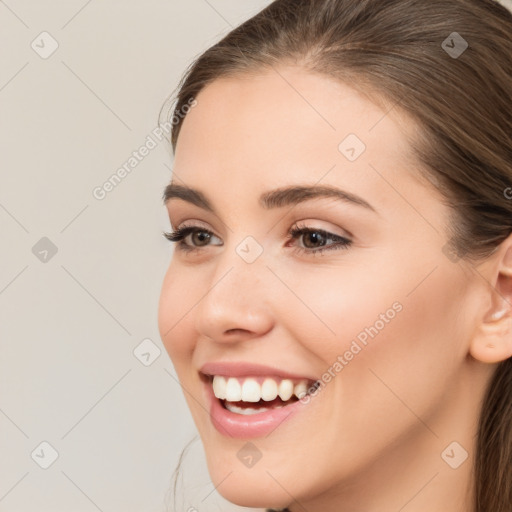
left=1, top=1, right=511, bottom=511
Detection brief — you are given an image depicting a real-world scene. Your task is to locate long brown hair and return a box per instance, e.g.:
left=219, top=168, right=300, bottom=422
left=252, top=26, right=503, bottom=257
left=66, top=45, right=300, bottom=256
left=160, top=1, right=512, bottom=510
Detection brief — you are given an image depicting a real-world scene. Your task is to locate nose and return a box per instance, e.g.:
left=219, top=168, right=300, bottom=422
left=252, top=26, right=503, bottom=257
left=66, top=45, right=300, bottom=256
left=193, top=251, right=274, bottom=343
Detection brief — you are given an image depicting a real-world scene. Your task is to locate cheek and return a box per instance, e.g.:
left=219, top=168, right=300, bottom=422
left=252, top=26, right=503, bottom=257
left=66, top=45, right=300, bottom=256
left=281, top=257, right=469, bottom=430
left=275, top=259, right=403, bottom=361
left=157, top=264, right=197, bottom=364
left=332, top=260, right=471, bottom=433
left=287, top=248, right=470, bottom=370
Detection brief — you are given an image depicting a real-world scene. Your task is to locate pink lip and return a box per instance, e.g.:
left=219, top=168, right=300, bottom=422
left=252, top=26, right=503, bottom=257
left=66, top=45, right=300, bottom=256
left=202, top=375, right=312, bottom=439
left=199, top=361, right=317, bottom=382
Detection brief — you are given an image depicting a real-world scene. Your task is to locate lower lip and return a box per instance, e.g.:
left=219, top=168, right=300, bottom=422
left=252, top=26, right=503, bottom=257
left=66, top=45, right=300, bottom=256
left=204, top=379, right=312, bottom=439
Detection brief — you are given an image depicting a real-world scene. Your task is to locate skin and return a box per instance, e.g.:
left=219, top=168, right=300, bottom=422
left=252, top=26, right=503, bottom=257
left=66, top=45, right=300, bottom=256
left=158, top=66, right=512, bottom=512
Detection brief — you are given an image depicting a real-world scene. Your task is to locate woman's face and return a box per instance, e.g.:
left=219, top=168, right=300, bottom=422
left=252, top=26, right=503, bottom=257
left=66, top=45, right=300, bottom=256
left=158, top=67, right=485, bottom=509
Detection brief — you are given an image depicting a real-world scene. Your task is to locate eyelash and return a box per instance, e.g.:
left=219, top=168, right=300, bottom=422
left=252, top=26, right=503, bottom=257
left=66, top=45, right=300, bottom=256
left=162, top=223, right=352, bottom=256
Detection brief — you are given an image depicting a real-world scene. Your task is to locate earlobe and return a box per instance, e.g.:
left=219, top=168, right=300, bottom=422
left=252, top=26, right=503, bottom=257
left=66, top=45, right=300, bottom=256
left=470, top=309, right=512, bottom=364
left=469, top=242, right=512, bottom=364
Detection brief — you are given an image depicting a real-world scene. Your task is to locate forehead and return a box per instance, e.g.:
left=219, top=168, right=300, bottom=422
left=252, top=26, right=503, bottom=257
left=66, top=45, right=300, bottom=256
left=178, top=66, right=412, bottom=153
left=172, top=66, right=442, bottom=218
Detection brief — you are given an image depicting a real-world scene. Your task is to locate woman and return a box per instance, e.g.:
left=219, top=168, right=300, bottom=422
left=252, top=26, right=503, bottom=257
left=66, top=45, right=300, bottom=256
left=157, top=0, right=512, bottom=510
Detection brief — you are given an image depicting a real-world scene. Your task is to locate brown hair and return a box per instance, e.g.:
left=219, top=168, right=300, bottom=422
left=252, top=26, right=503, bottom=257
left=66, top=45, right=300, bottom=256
left=160, top=1, right=512, bottom=510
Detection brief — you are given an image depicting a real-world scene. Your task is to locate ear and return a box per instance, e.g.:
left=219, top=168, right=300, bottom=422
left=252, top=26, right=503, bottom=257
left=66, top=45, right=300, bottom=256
left=470, top=234, right=512, bottom=364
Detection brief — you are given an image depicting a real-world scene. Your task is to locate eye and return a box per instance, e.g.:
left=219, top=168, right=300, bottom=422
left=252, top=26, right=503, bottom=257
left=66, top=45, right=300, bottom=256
left=162, top=223, right=353, bottom=256
left=286, top=223, right=352, bottom=256
left=162, top=225, right=222, bottom=253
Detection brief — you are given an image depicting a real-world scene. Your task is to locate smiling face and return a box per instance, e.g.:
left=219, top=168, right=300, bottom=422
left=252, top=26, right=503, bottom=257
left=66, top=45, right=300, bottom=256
left=158, top=66, right=492, bottom=510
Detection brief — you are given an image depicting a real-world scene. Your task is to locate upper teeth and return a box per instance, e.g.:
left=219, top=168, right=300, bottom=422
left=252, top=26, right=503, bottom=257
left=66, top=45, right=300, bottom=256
left=212, top=375, right=309, bottom=402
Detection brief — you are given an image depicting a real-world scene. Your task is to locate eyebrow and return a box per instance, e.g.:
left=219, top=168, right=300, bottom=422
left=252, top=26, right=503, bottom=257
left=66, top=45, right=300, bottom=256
left=162, top=182, right=378, bottom=214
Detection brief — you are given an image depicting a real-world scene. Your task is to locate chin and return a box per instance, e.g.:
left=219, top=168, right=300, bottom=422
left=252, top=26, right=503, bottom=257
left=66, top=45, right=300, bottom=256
left=217, top=487, right=290, bottom=510
left=204, top=456, right=293, bottom=509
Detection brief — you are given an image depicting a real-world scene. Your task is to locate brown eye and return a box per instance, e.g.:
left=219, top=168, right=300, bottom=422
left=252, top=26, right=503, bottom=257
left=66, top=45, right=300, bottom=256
left=301, top=231, right=327, bottom=249
left=163, top=225, right=222, bottom=253
left=191, top=230, right=211, bottom=246
left=287, top=225, right=352, bottom=256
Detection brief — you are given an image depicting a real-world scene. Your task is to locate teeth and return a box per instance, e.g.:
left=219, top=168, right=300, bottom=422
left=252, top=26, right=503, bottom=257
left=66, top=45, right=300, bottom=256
left=211, top=375, right=312, bottom=402
left=225, top=377, right=242, bottom=401
left=278, top=379, right=294, bottom=401
left=294, top=381, right=308, bottom=399
left=241, top=378, right=261, bottom=402
left=225, top=402, right=273, bottom=415
left=212, top=375, right=227, bottom=399
left=261, top=378, right=278, bottom=401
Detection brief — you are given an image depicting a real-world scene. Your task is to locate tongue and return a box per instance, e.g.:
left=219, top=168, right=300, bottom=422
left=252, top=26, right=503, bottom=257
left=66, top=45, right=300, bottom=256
left=225, top=397, right=297, bottom=408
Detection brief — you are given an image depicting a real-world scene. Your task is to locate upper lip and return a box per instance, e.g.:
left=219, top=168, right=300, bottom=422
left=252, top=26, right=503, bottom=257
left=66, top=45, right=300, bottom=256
left=199, top=361, right=318, bottom=383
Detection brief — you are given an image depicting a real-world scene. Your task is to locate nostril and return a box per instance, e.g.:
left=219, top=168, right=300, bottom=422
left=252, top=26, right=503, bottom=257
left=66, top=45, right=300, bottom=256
left=224, top=328, right=253, bottom=337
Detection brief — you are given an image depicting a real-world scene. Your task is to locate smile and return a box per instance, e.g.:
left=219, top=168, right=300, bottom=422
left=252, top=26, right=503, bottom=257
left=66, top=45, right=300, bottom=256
left=199, top=366, right=320, bottom=439
left=212, top=375, right=311, bottom=412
